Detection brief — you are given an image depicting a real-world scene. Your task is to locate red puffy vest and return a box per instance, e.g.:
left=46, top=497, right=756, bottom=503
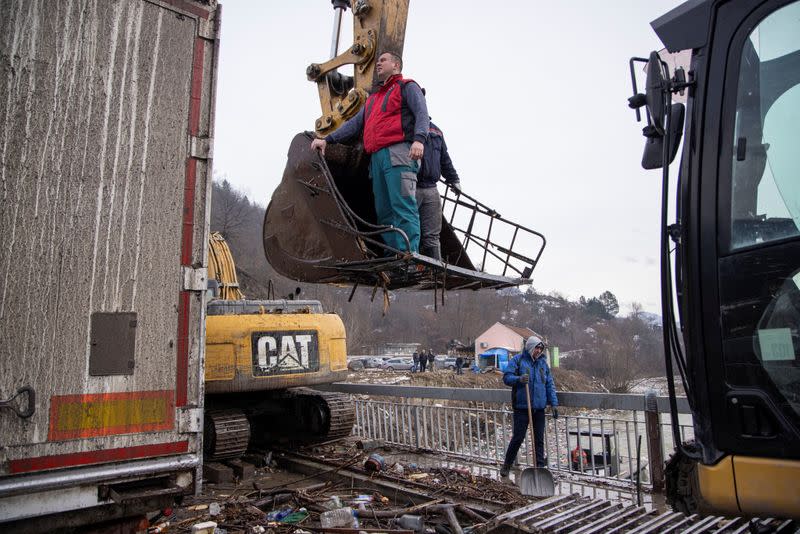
left=362, top=74, right=417, bottom=154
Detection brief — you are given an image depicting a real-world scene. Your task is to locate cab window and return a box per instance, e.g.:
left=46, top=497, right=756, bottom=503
left=724, top=1, right=800, bottom=419
left=730, top=2, right=800, bottom=250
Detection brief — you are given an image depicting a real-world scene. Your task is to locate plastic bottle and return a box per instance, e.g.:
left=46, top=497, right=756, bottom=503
left=324, top=496, right=342, bottom=510
left=397, top=514, right=425, bottom=534
left=320, top=507, right=355, bottom=528
left=266, top=506, right=293, bottom=521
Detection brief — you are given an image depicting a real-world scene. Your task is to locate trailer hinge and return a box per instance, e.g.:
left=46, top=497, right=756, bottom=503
left=177, top=407, right=203, bottom=434
left=198, top=17, right=216, bottom=40
left=183, top=266, right=208, bottom=292
left=190, top=136, right=213, bottom=159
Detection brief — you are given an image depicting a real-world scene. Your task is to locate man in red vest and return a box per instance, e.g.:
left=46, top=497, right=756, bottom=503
left=311, top=52, right=429, bottom=254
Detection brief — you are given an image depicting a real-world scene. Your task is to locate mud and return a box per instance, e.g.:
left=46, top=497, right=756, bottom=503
left=345, top=367, right=606, bottom=393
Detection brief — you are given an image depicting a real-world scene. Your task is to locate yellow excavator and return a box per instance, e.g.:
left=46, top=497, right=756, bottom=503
left=199, top=1, right=416, bottom=462
left=202, top=233, right=354, bottom=460
left=629, top=0, right=799, bottom=520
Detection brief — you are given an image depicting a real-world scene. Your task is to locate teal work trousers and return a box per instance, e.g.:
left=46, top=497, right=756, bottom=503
left=369, top=144, right=420, bottom=253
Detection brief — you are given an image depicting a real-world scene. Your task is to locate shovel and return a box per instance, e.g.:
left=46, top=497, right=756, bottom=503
left=519, top=379, right=555, bottom=497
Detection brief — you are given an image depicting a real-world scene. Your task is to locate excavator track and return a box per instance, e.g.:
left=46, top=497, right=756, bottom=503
left=203, top=389, right=355, bottom=460
left=204, top=409, right=251, bottom=461
left=282, top=388, right=356, bottom=442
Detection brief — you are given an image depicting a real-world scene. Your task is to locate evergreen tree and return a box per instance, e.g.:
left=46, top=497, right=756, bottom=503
left=598, top=290, right=619, bottom=317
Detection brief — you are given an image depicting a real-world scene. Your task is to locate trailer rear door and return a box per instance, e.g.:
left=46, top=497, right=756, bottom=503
left=0, top=0, right=218, bottom=525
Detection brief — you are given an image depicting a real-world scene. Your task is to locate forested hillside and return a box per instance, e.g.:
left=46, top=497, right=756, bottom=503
left=211, top=179, right=666, bottom=392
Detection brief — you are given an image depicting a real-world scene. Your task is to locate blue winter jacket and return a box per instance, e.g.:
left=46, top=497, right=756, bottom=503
left=503, top=350, right=559, bottom=411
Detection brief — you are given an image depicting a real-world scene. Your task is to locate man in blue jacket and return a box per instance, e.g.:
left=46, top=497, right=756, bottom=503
left=500, top=335, right=559, bottom=477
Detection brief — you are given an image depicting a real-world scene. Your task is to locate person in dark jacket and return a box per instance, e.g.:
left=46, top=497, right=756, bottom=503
left=499, top=336, right=559, bottom=476
left=412, top=351, right=420, bottom=373
left=427, top=350, right=436, bottom=371
left=455, top=355, right=464, bottom=375
left=419, top=350, right=427, bottom=372
left=416, top=122, right=460, bottom=260
left=311, top=52, right=429, bottom=254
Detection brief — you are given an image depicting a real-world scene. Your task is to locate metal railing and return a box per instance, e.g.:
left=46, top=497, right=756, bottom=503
left=323, top=383, right=693, bottom=490
left=439, top=180, right=546, bottom=279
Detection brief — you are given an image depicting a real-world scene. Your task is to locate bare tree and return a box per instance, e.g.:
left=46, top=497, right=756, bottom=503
left=211, top=178, right=249, bottom=238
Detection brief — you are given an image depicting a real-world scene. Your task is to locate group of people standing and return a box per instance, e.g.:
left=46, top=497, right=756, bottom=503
left=311, top=51, right=460, bottom=260
left=411, top=349, right=435, bottom=373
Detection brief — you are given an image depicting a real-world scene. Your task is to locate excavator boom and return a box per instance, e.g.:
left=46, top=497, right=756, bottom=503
left=308, top=0, right=409, bottom=136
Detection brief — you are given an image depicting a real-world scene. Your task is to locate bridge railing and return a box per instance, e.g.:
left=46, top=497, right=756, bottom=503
left=321, top=383, right=692, bottom=490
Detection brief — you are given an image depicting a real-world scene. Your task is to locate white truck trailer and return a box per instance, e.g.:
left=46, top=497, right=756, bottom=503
left=0, top=0, right=219, bottom=530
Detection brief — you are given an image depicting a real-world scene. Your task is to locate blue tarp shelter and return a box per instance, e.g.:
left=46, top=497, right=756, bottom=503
left=478, top=347, right=511, bottom=371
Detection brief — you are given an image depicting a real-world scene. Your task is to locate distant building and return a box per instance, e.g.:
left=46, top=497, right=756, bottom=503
left=474, top=323, right=543, bottom=370
left=379, top=342, right=421, bottom=356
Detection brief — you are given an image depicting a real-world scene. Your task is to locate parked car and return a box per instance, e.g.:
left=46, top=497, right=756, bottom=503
left=381, top=357, right=414, bottom=371
left=347, top=359, right=365, bottom=371
left=362, top=357, right=385, bottom=369
left=436, top=356, right=471, bottom=371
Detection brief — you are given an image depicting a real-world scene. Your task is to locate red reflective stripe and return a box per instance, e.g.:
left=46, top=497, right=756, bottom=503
left=188, top=38, right=205, bottom=137
left=48, top=390, right=175, bottom=441
left=181, top=158, right=197, bottom=266
left=176, top=37, right=205, bottom=406
left=176, top=291, right=191, bottom=407
left=8, top=441, right=189, bottom=474
left=181, top=38, right=203, bottom=265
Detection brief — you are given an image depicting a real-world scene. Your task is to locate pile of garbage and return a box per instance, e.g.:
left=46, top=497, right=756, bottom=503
left=149, top=482, right=494, bottom=533
left=147, top=437, right=532, bottom=533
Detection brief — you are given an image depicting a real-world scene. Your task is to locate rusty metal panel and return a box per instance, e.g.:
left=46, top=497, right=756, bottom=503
left=89, top=312, right=137, bottom=376
left=0, top=0, right=216, bottom=474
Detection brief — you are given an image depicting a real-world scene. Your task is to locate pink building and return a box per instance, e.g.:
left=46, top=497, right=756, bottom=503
left=475, top=322, right=542, bottom=367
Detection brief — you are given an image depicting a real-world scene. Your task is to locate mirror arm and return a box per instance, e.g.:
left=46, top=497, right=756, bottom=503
left=629, top=56, right=651, bottom=122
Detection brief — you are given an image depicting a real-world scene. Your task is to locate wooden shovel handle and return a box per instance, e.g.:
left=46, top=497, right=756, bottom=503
left=525, top=379, right=536, bottom=464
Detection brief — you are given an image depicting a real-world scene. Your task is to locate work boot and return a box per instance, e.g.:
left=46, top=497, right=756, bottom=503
left=499, top=464, right=511, bottom=477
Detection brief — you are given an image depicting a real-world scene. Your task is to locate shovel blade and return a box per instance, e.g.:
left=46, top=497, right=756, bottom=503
left=519, top=467, right=556, bottom=497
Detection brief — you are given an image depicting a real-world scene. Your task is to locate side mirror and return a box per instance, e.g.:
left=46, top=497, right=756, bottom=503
left=642, top=103, right=685, bottom=170
left=645, top=51, right=667, bottom=135
left=628, top=51, right=686, bottom=170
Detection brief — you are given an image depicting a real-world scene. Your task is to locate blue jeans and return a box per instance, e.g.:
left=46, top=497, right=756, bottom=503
left=504, top=408, right=546, bottom=467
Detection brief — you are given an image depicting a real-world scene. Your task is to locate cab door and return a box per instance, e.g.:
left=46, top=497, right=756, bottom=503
left=701, top=0, right=800, bottom=517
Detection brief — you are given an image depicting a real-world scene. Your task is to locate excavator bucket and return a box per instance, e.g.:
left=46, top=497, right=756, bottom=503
left=263, top=132, right=546, bottom=291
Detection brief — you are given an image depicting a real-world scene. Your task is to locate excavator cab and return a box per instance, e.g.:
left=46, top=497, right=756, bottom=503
left=263, top=0, right=546, bottom=293
left=629, top=0, right=800, bottom=519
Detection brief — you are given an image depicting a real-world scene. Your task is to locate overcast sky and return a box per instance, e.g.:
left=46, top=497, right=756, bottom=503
left=214, top=0, right=686, bottom=314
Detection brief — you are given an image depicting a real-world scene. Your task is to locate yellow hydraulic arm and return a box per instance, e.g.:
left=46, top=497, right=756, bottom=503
left=306, top=0, right=409, bottom=136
